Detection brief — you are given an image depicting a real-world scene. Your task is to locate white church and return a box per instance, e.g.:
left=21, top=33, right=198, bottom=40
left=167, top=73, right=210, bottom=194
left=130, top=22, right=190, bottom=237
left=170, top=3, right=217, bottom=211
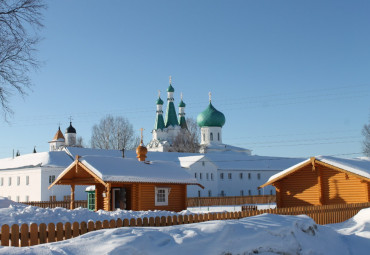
left=0, top=78, right=303, bottom=203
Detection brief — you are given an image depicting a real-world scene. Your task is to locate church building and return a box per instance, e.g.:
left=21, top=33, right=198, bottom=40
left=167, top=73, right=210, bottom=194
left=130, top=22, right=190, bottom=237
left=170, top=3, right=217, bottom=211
left=147, top=77, right=189, bottom=152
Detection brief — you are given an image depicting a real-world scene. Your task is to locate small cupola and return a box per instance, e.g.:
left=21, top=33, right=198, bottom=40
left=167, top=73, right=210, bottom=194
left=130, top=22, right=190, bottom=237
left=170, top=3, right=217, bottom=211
left=136, top=128, right=148, bottom=162
left=66, top=122, right=76, bottom=134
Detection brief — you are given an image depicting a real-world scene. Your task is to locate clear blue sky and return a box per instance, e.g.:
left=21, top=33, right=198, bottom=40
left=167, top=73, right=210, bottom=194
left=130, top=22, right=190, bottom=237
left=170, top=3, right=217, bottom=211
left=1, top=0, right=369, bottom=158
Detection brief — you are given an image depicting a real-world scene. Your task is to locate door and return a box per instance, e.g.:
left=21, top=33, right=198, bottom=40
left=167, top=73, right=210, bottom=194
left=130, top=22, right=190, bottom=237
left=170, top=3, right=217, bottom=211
left=112, top=188, right=126, bottom=210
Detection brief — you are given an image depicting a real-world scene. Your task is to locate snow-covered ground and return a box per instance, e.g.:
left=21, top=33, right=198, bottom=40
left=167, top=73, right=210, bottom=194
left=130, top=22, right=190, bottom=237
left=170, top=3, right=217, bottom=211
left=0, top=197, right=370, bottom=254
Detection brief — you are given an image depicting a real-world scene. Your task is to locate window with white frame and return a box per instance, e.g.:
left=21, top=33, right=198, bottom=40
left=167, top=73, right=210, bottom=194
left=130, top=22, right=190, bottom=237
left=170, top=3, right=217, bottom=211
left=0, top=177, right=3, bottom=186
left=240, top=190, right=244, bottom=196
left=220, top=173, right=224, bottom=179
left=258, top=189, right=261, bottom=195
left=220, top=190, right=225, bottom=197
left=195, top=172, right=197, bottom=178
left=155, top=187, right=170, bottom=206
left=202, top=161, right=205, bottom=167
left=248, top=190, right=251, bottom=196
left=26, top=176, right=29, bottom=185
left=198, top=190, right=201, bottom=197
left=49, top=175, right=56, bottom=184
left=17, top=176, right=20, bottom=186
left=206, top=173, right=209, bottom=180
left=25, top=196, right=29, bottom=202
left=16, top=196, right=20, bottom=202
left=8, top=177, right=11, bottom=186
left=248, top=173, right=251, bottom=179
left=257, top=173, right=261, bottom=180
left=239, top=173, right=243, bottom=179
left=228, top=173, right=232, bottom=179
left=199, top=173, right=202, bottom=180
left=208, top=190, right=212, bottom=197
left=211, top=173, right=214, bottom=180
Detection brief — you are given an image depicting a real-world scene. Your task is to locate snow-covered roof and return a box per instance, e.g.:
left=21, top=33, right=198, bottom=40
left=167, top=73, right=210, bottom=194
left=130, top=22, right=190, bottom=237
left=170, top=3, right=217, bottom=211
left=179, top=151, right=303, bottom=171
left=61, top=155, right=198, bottom=185
left=64, top=147, right=198, bottom=163
left=0, top=151, right=73, bottom=170
left=317, top=156, right=370, bottom=180
left=262, top=156, right=370, bottom=187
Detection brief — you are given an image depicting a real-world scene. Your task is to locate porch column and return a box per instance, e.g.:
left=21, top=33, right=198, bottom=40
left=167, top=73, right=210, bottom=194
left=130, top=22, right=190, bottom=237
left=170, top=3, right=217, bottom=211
left=70, top=184, right=75, bottom=210
left=106, top=183, right=111, bottom=211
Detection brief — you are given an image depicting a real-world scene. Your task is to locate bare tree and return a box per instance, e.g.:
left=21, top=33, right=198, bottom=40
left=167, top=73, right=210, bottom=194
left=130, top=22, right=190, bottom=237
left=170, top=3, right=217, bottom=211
left=171, top=117, right=200, bottom=153
left=75, top=136, right=85, bottom=148
left=0, top=0, right=46, bottom=118
left=91, top=115, right=140, bottom=150
left=362, top=123, right=370, bottom=156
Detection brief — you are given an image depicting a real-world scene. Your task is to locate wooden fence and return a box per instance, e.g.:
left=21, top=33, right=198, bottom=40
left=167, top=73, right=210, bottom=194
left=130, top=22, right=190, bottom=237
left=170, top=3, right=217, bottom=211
left=23, top=200, right=87, bottom=209
left=187, top=195, right=276, bottom=207
left=22, top=196, right=274, bottom=209
left=2, top=202, right=369, bottom=247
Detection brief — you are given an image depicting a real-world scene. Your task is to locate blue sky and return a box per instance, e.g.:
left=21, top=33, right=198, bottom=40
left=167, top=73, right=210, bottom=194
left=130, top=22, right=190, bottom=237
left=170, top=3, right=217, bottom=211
left=1, top=0, right=369, bottom=158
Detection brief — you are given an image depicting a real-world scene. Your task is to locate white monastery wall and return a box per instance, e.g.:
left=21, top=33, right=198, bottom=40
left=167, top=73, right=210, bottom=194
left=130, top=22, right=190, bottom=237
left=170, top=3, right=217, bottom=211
left=0, top=167, right=42, bottom=202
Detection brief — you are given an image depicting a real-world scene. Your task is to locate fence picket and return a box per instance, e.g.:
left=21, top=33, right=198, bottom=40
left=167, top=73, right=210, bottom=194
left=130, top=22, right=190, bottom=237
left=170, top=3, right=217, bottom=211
left=130, top=218, right=136, bottom=227
left=88, top=221, right=95, bottom=232
left=102, top=220, right=109, bottom=229
left=137, top=218, right=143, bottom=227
left=39, top=223, right=47, bottom=244
left=116, top=218, right=123, bottom=228
left=143, top=217, right=149, bottom=227
left=10, top=224, right=19, bottom=247
left=109, top=219, right=116, bottom=228
left=47, top=223, right=56, bottom=243
left=20, top=224, right=29, bottom=247
left=65, top=222, right=72, bottom=240
left=80, top=222, right=87, bottom=235
left=1, top=224, right=9, bottom=246
left=72, top=222, right=79, bottom=238
left=95, top=221, right=102, bottom=230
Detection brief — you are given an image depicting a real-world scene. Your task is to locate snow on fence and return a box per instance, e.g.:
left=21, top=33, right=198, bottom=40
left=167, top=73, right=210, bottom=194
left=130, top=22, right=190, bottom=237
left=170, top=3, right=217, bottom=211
left=1, top=202, right=369, bottom=247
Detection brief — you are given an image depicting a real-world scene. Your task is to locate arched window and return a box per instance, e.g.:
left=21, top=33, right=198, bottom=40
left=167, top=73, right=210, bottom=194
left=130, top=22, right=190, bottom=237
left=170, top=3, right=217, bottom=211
left=218, top=133, right=220, bottom=141
left=198, top=190, right=201, bottom=197
left=203, top=133, right=205, bottom=142
left=210, top=132, right=213, bottom=141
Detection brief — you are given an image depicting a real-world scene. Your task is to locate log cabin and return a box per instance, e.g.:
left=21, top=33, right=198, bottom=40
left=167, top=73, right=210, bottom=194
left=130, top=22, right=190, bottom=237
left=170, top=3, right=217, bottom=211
left=49, top=141, right=202, bottom=212
left=260, top=156, right=370, bottom=208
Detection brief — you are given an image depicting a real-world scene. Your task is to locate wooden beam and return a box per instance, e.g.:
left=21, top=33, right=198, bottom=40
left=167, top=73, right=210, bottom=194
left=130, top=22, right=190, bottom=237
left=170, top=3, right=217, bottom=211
left=70, top=185, right=75, bottom=210
left=57, top=178, right=98, bottom=184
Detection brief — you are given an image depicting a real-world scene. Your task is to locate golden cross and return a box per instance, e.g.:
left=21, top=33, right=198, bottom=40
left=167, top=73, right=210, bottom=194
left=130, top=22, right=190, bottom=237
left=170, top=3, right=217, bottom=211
left=140, top=128, right=144, bottom=141
left=169, top=75, right=172, bottom=84
left=158, top=90, right=161, bottom=98
left=180, top=92, right=183, bottom=101
left=209, top=92, right=212, bottom=102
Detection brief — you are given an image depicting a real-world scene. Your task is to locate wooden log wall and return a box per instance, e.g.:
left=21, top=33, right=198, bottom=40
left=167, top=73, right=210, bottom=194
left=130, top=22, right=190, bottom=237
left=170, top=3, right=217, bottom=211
left=1, top=202, right=369, bottom=247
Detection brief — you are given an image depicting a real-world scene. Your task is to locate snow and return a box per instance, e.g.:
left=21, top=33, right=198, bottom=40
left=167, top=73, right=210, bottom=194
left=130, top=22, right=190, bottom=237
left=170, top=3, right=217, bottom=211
left=68, top=155, right=198, bottom=184
left=180, top=151, right=304, bottom=171
left=0, top=197, right=370, bottom=254
left=0, top=151, right=72, bottom=170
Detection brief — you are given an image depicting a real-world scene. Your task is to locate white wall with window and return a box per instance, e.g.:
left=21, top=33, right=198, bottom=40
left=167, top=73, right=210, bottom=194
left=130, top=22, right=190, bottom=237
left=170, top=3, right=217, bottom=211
left=181, top=157, right=218, bottom=198
left=0, top=167, right=87, bottom=202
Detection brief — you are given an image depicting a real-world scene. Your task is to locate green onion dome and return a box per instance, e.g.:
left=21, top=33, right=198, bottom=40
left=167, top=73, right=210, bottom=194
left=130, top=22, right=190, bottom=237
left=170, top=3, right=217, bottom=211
left=179, top=100, right=186, bottom=107
left=197, top=102, right=226, bottom=127
left=156, top=97, right=164, bottom=105
left=167, top=84, right=175, bottom=92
